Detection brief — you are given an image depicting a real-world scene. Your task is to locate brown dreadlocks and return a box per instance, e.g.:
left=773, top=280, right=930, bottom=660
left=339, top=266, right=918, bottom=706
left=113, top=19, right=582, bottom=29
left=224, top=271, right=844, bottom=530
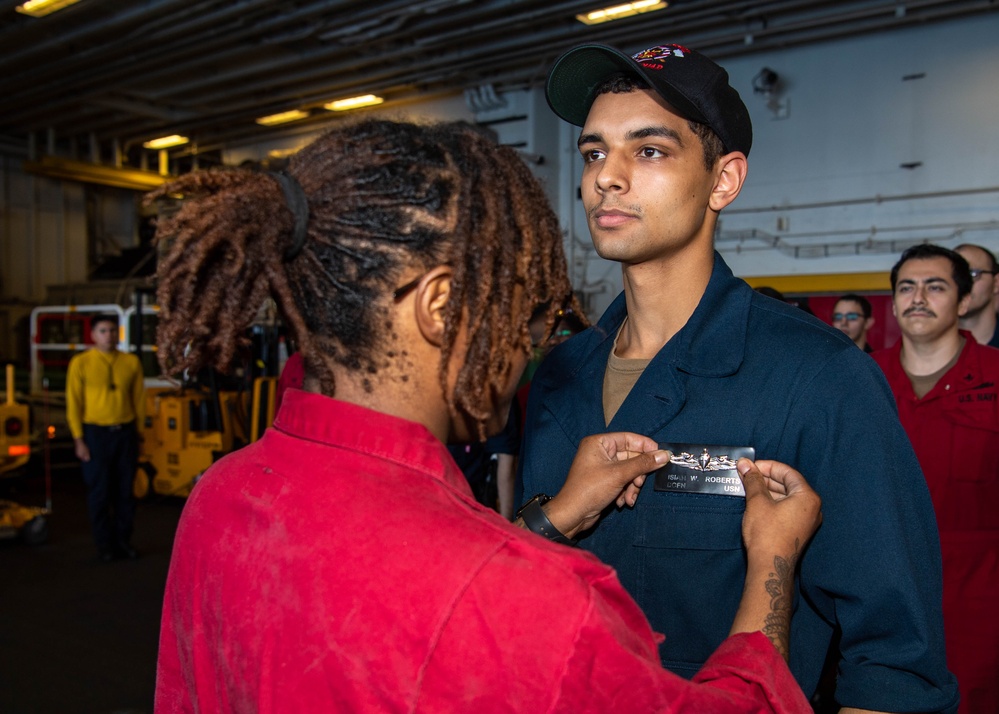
left=149, top=119, right=578, bottom=437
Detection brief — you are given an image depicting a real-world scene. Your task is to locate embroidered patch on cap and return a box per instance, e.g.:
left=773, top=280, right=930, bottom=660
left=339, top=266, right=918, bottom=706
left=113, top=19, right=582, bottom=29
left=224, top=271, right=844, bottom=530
left=632, top=44, right=692, bottom=66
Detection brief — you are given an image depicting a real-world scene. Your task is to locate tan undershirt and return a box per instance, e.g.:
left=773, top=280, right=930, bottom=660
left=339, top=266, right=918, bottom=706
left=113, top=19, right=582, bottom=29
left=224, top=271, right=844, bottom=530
left=904, top=337, right=965, bottom=399
left=602, top=321, right=651, bottom=426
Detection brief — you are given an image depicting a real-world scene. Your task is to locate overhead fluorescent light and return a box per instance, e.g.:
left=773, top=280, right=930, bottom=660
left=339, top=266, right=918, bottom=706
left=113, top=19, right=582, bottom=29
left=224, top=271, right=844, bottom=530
left=324, top=94, right=384, bottom=112
left=15, top=0, right=80, bottom=17
left=142, top=135, right=189, bottom=150
left=576, top=0, right=668, bottom=25
left=256, top=109, right=309, bottom=126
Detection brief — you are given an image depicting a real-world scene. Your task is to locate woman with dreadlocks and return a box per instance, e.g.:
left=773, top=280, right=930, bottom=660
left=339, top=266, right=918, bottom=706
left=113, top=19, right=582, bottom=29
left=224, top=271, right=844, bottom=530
left=152, top=120, right=820, bottom=713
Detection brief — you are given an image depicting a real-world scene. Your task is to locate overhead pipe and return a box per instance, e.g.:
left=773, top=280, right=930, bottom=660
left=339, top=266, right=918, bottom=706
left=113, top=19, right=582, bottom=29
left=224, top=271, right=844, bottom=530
left=662, top=2, right=994, bottom=60
left=0, top=0, right=316, bottom=121
left=2, top=0, right=990, bottom=148
left=17, top=3, right=590, bottom=139
left=136, top=0, right=596, bottom=99
left=19, top=17, right=970, bottom=150
left=726, top=186, right=999, bottom=215
left=87, top=0, right=983, bottom=146
left=0, top=0, right=194, bottom=69
left=0, top=0, right=968, bottom=122
left=108, top=0, right=991, bottom=106
left=0, top=0, right=422, bottom=117
left=0, top=0, right=984, bottom=101
left=413, top=0, right=754, bottom=48
left=717, top=223, right=999, bottom=259
left=718, top=219, right=999, bottom=244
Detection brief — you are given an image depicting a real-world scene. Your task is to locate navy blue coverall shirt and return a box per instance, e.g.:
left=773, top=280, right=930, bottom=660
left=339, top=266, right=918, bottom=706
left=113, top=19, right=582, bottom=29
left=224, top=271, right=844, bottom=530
left=519, top=253, right=959, bottom=713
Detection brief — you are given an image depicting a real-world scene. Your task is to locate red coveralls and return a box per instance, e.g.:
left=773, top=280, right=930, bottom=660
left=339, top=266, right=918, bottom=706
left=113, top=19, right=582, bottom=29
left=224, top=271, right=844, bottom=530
left=874, top=332, right=999, bottom=714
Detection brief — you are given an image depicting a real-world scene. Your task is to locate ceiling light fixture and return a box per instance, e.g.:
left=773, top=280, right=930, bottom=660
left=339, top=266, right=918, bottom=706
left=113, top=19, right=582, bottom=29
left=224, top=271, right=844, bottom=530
left=576, top=0, right=667, bottom=25
left=324, top=94, right=384, bottom=112
left=256, top=109, right=309, bottom=126
left=15, top=0, right=81, bottom=17
left=142, top=135, right=189, bottom=150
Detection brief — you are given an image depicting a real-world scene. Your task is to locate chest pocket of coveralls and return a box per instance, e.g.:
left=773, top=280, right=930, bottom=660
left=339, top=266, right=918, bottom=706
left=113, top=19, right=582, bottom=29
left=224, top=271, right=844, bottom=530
left=942, top=396, right=999, bottom=482
left=631, top=493, right=746, bottom=676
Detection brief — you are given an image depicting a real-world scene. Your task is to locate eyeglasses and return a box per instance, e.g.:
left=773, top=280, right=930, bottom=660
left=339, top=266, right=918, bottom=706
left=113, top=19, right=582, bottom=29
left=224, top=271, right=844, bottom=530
left=529, top=302, right=575, bottom=348
left=392, top=274, right=424, bottom=301
left=970, top=269, right=997, bottom=281
left=392, top=265, right=455, bottom=301
left=832, top=312, right=862, bottom=322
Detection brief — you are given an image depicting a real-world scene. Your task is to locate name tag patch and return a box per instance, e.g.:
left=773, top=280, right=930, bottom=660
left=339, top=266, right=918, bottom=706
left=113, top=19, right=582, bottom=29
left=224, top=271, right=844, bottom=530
left=653, top=443, right=755, bottom=497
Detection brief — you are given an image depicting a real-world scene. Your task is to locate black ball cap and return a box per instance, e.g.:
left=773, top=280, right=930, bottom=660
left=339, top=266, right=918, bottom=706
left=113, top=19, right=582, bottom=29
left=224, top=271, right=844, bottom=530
left=545, top=43, right=753, bottom=157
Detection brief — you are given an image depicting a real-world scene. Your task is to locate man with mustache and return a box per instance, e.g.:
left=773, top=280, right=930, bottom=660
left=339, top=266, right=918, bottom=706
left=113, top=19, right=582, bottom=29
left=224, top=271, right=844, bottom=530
left=520, top=42, right=958, bottom=713
left=873, top=244, right=999, bottom=714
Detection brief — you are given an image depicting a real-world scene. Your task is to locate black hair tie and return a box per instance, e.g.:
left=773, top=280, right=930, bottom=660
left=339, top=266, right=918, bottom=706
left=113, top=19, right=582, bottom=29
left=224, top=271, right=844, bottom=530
left=272, top=172, right=309, bottom=261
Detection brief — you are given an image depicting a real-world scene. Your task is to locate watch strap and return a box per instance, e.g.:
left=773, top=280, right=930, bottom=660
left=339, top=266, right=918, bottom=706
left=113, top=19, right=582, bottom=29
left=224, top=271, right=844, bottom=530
left=518, top=494, right=576, bottom=546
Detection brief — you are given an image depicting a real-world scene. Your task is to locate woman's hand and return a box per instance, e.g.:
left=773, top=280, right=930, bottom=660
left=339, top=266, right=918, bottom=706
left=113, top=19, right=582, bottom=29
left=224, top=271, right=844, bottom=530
left=739, top=458, right=823, bottom=562
left=542, top=433, right=669, bottom=539
left=729, top=458, right=823, bottom=661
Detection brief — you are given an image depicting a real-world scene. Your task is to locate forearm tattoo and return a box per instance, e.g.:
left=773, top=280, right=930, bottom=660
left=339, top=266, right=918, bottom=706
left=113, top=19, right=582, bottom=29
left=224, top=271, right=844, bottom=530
left=762, top=539, right=800, bottom=660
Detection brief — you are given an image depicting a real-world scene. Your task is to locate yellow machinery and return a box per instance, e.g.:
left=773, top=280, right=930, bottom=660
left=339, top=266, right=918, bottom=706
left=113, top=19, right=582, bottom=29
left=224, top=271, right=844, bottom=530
left=133, top=377, right=277, bottom=499
left=1, top=364, right=50, bottom=545
left=1, top=364, right=30, bottom=476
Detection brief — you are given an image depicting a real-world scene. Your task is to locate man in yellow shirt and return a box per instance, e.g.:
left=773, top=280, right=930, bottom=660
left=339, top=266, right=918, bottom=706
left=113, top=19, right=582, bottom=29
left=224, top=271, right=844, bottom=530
left=66, top=314, right=145, bottom=562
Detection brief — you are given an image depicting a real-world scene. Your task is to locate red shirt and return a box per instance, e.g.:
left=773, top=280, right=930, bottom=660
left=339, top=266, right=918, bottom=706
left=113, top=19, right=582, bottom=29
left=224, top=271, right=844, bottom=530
left=873, top=333, right=999, bottom=532
left=156, top=389, right=810, bottom=713
left=874, top=333, right=999, bottom=713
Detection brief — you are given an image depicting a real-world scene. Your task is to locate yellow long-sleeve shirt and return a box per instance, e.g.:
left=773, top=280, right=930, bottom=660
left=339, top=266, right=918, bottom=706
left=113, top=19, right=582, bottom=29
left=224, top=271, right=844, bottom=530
left=65, top=348, right=145, bottom=439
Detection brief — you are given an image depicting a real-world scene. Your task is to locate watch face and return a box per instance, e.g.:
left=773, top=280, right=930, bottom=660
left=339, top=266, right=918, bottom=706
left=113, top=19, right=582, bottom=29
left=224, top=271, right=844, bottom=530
left=517, top=493, right=549, bottom=519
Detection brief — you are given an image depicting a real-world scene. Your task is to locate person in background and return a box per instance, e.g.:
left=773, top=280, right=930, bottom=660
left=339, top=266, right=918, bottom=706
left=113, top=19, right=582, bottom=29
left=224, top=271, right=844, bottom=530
left=65, top=314, right=145, bottom=562
left=755, top=286, right=814, bottom=316
left=520, top=41, right=957, bottom=713
left=954, top=243, right=999, bottom=348
left=831, top=294, right=875, bottom=353
left=873, top=243, right=999, bottom=714
left=516, top=305, right=588, bottom=427
left=151, top=119, right=822, bottom=713
left=447, top=402, right=520, bottom=519
left=753, top=285, right=785, bottom=302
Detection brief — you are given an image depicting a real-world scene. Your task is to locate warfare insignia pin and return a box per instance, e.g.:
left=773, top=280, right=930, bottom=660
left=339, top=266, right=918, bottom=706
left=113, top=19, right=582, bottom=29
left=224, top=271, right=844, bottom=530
left=654, top=443, right=756, bottom=497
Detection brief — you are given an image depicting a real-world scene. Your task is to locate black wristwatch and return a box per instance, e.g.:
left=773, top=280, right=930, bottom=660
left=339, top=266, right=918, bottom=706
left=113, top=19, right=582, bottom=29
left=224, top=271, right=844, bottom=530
left=516, top=494, right=576, bottom=546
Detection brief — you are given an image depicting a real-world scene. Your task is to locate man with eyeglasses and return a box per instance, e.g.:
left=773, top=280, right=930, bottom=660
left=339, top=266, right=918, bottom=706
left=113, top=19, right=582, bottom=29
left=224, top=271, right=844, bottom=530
left=955, top=243, right=999, bottom=348
left=873, top=243, right=999, bottom=714
left=831, top=294, right=876, bottom=353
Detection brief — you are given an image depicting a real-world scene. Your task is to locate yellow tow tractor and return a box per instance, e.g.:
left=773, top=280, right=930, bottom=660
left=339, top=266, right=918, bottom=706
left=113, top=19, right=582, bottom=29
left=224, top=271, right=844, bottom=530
left=134, top=358, right=279, bottom=499
left=129, top=293, right=283, bottom=499
left=0, top=364, right=50, bottom=545
left=135, top=381, right=266, bottom=499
